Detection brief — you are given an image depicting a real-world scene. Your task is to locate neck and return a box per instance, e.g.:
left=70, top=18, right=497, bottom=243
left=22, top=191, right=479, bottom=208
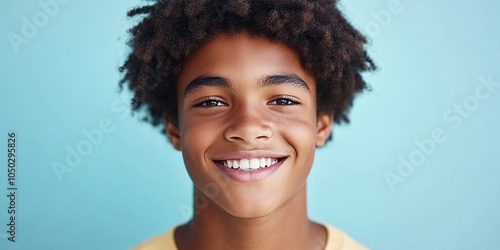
left=175, top=183, right=326, bottom=250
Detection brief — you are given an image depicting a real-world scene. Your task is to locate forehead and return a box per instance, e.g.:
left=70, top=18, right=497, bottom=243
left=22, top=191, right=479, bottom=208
left=177, top=32, right=316, bottom=93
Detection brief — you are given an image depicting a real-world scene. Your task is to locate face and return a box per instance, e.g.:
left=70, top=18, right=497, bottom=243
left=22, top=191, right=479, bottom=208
left=165, top=32, right=332, bottom=218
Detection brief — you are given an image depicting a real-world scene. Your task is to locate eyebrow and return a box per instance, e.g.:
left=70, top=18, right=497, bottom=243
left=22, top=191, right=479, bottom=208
left=183, top=74, right=310, bottom=97
left=259, top=75, right=310, bottom=92
left=183, top=76, right=230, bottom=96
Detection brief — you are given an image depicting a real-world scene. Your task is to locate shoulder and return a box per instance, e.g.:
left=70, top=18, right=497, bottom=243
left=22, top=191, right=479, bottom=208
left=129, top=226, right=178, bottom=250
left=322, top=223, right=369, bottom=250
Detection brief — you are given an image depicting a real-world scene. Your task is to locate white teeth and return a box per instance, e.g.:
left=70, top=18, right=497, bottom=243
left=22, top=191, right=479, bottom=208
left=221, top=158, right=281, bottom=171
left=250, top=158, right=260, bottom=169
left=240, top=159, right=250, bottom=170
left=260, top=158, right=266, bottom=168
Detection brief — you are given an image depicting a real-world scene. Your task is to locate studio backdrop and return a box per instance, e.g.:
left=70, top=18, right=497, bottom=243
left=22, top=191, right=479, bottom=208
left=1, top=0, right=499, bottom=249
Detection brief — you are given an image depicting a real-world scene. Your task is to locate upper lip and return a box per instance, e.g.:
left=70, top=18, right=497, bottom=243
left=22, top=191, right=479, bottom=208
left=213, top=150, right=288, bottom=161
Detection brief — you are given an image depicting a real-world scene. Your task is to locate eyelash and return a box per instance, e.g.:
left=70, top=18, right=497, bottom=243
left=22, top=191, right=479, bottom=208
left=268, top=96, right=300, bottom=106
left=193, top=96, right=300, bottom=108
left=193, top=98, right=227, bottom=108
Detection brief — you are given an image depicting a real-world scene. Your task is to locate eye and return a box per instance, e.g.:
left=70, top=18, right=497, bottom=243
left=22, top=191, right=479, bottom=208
left=268, top=97, right=300, bottom=106
left=193, top=99, right=227, bottom=107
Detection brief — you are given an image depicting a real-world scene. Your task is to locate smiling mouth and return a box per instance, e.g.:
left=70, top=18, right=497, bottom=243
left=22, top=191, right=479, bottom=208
left=216, top=158, right=286, bottom=171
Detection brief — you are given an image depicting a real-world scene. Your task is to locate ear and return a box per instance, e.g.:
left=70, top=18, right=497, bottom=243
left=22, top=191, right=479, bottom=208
left=163, top=113, right=181, bottom=151
left=316, top=113, right=333, bottom=147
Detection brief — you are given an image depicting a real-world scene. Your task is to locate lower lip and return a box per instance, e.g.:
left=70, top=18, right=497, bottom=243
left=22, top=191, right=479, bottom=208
left=214, top=159, right=285, bottom=182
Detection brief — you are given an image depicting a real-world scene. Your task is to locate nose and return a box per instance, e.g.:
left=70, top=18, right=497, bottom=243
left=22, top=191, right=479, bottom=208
left=223, top=103, right=273, bottom=144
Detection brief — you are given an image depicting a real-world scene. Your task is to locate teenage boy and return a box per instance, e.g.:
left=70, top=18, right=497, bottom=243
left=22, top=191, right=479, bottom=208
left=121, top=1, right=375, bottom=249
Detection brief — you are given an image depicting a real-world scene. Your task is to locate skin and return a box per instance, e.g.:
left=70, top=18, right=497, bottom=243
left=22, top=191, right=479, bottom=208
left=164, top=31, right=334, bottom=250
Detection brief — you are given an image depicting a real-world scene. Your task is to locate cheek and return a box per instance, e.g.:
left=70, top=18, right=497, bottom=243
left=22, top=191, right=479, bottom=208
left=180, top=117, right=210, bottom=172
left=180, top=115, right=224, bottom=178
left=276, top=112, right=317, bottom=168
left=181, top=115, right=224, bottom=147
left=276, top=111, right=317, bottom=142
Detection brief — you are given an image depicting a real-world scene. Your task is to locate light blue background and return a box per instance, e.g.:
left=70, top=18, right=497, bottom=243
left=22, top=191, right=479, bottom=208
left=1, top=0, right=499, bottom=249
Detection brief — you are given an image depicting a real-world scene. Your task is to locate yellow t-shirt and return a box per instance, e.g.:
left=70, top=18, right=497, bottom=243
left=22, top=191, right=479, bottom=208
left=130, top=224, right=368, bottom=250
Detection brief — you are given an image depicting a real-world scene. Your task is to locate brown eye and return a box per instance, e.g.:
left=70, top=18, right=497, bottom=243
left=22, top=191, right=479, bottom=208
left=194, top=99, right=226, bottom=107
left=269, top=98, right=299, bottom=106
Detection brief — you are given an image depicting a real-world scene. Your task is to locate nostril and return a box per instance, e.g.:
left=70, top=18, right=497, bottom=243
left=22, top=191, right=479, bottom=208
left=224, top=129, right=272, bottom=143
left=255, top=135, right=269, bottom=140
left=223, top=116, right=273, bottom=143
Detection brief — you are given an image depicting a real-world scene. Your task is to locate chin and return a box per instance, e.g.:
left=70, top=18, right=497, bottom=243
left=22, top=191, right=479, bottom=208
left=225, top=206, right=276, bottom=219
left=217, top=192, right=282, bottom=219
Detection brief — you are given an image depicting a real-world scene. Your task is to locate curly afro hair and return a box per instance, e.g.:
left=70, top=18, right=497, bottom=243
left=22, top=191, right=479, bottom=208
left=119, top=0, right=376, bottom=142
